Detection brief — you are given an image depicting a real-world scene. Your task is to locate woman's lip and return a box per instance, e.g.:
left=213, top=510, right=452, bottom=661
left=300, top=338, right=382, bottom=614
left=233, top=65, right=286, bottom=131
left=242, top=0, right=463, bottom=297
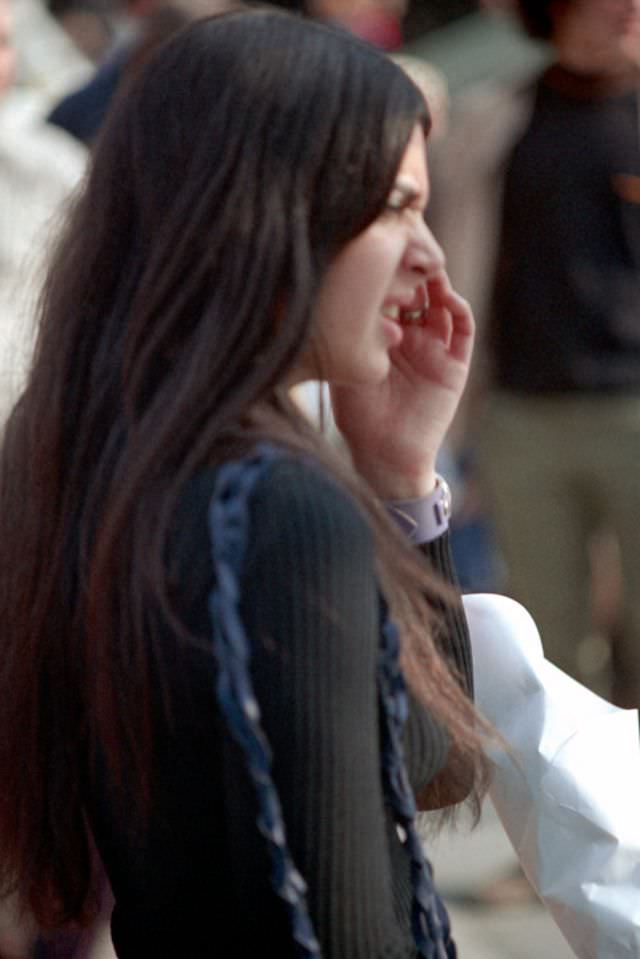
left=381, top=293, right=420, bottom=315
left=382, top=315, right=404, bottom=346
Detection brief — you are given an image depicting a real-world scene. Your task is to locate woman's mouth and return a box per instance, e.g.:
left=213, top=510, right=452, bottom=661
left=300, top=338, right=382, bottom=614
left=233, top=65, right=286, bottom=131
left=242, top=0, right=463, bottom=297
left=381, top=305, right=404, bottom=345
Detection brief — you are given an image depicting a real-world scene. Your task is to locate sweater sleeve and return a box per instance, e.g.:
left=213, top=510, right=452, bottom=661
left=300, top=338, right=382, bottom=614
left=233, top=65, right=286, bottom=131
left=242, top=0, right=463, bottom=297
left=392, top=532, right=473, bottom=813
left=419, top=534, right=474, bottom=701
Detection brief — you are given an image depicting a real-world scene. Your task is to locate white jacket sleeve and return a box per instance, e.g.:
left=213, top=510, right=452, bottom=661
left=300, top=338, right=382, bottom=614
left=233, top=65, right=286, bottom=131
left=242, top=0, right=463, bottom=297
left=464, top=592, right=640, bottom=959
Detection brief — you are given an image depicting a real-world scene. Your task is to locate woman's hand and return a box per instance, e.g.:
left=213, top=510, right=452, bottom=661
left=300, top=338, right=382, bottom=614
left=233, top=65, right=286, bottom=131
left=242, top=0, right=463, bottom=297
left=331, top=270, right=474, bottom=500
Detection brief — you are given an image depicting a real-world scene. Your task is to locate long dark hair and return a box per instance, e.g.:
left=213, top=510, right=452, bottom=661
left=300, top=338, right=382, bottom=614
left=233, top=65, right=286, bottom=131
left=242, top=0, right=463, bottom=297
left=0, top=9, right=487, bottom=931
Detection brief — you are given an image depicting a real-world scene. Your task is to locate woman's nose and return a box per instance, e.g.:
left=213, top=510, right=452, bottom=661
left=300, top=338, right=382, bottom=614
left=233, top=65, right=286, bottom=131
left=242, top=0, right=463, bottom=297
left=403, top=221, right=445, bottom=278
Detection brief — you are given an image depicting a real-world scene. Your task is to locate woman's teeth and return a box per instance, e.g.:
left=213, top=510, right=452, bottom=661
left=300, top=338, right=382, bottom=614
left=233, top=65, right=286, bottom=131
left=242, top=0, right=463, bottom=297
left=382, top=303, right=428, bottom=324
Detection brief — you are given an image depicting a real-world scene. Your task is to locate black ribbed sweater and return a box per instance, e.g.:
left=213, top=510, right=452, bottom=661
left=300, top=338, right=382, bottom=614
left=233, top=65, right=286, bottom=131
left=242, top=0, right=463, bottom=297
left=86, top=454, right=472, bottom=957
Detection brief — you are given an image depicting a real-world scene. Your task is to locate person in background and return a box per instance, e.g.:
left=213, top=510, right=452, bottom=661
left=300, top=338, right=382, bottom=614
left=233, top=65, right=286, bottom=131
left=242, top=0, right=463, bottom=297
left=308, top=0, right=406, bottom=49
left=46, top=0, right=115, bottom=63
left=12, top=0, right=92, bottom=106
left=477, top=0, right=640, bottom=708
left=0, top=11, right=490, bottom=956
left=45, top=0, right=165, bottom=145
left=46, top=0, right=224, bottom=144
left=0, top=0, right=86, bottom=429
left=430, top=0, right=640, bottom=705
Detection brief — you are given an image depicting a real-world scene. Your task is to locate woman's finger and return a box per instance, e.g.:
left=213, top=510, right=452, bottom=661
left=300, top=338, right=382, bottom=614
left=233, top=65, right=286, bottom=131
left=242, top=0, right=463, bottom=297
left=445, top=289, right=475, bottom=363
left=426, top=275, right=474, bottom=361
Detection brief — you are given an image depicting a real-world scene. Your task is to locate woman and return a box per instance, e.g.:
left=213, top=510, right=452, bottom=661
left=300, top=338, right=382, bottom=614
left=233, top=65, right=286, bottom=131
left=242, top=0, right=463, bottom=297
left=0, top=10, right=488, bottom=957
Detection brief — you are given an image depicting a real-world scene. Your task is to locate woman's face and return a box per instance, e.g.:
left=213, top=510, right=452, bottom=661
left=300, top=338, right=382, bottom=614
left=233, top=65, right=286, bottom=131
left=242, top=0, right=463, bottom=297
left=298, top=125, right=444, bottom=387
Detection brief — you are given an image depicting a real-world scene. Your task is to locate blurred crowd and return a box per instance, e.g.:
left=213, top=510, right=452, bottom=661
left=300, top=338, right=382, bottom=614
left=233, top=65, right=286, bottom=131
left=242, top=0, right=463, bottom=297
left=2, top=0, right=640, bottom=952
